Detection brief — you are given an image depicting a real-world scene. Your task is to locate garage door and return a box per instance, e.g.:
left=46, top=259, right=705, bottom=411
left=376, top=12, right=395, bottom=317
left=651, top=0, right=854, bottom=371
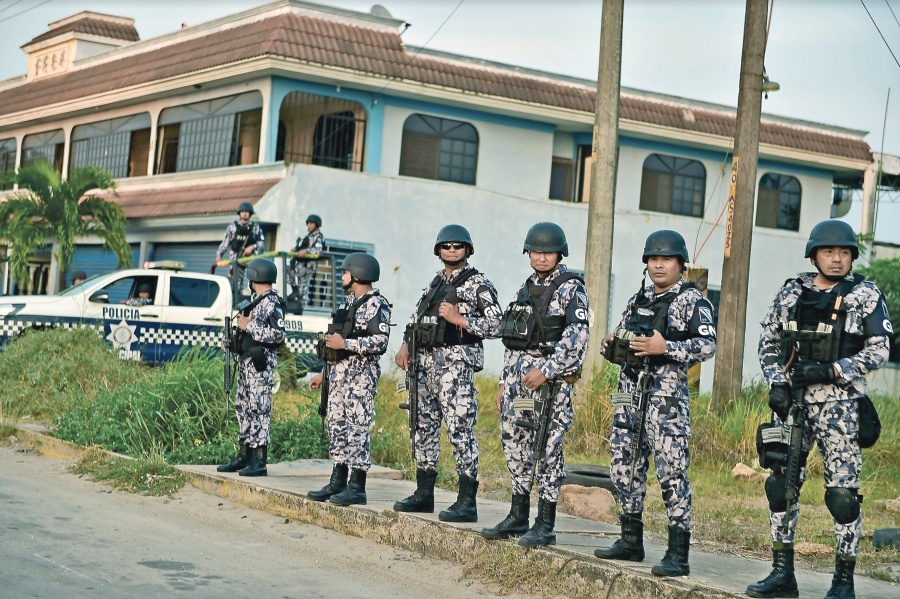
left=71, top=245, right=141, bottom=281
left=151, top=243, right=220, bottom=274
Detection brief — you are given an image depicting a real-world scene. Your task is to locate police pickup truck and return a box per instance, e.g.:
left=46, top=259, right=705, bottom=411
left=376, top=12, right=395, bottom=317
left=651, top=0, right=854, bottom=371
left=0, top=263, right=329, bottom=374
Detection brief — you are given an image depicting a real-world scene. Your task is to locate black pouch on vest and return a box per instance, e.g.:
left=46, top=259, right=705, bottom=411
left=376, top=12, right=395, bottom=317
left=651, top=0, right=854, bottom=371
left=858, top=395, right=881, bottom=448
left=247, top=345, right=267, bottom=372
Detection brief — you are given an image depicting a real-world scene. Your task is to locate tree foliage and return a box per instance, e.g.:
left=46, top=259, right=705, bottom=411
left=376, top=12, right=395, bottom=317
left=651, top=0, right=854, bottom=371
left=0, top=160, right=131, bottom=290
left=857, top=257, right=900, bottom=324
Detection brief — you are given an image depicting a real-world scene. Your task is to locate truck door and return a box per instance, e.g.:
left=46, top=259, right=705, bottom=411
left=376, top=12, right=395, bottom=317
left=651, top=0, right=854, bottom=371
left=157, top=275, right=229, bottom=363
left=86, top=273, right=164, bottom=363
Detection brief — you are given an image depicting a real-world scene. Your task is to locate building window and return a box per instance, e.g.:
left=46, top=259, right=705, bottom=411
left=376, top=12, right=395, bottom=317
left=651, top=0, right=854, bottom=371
left=278, top=92, right=366, bottom=171
left=400, top=114, right=478, bottom=185
left=70, top=114, right=151, bottom=178
left=0, top=138, right=16, bottom=190
left=639, top=153, right=705, bottom=217
left=155, top=92, right=263, bottom=175
left=549, top=157, right=574, bottom=201
left=756, top=173, right=801, bottom=231
left=22, top=130, right=65, bottom=172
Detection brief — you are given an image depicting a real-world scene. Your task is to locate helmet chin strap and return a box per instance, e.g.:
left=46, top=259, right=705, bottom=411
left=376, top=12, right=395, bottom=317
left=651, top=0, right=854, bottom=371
left=813, top=258, right=848, bottom=282
left=442, top=256, right=467, bottom=267
left=342, top=276, right=357, bottom=291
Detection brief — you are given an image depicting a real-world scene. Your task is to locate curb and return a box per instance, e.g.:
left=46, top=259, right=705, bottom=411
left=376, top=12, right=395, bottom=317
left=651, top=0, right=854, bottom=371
left=16, top=425, right=742, bottom=599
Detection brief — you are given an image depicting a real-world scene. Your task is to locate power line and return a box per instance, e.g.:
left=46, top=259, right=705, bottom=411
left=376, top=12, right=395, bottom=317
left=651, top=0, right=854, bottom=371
left=0, top=0, right=29, bottom=17
left=860, top=0, right=900, bottom=69
left=885, top=0, right=900, bottom=29
left=0, top=0, right=54, bottom=25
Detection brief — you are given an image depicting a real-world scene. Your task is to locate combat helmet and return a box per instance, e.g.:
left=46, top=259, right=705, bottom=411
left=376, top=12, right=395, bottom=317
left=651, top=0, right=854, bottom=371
left=246, top=258, right=277, bottom=284
left=236, top=201, right=255, bottom=216
left=340, top=252, right=380, bottom=282
left=804, top=220, right=859, bottom=260
left=433, top=224, right=474, bottom=256
left=523, top=222, right=568, bottom=257
left=642, top=230, right=689, bottom=264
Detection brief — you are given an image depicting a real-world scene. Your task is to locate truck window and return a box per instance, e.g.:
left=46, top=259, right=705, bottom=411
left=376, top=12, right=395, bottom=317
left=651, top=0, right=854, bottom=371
left=169, top=277, right=219, bottom=308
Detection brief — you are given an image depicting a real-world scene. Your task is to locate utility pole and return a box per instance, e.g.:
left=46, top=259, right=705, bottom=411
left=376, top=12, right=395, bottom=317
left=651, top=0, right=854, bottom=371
left=582, top=0, right=623, bottom=380
left=711, top=0, right=768, bottom=409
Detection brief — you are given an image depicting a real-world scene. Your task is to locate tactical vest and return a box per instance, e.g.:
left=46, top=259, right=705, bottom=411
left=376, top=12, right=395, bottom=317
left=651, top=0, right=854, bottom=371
left=318, top=292, right=381, bottom=362
left=780, top=274, right=866, bottom=363
left=604, top=282, right=696, bottom=368
left=230, top=222, right=258, bottom=253
left=232, top=290, right=286, bottom=356
left=410, top=268, right=481, bottom=348
left=500, top=271, right=583, bottom=352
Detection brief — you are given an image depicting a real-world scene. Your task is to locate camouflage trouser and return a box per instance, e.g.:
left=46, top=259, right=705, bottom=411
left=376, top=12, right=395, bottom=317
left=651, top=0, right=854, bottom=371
left=500, top=353, right=574, bottom=502
left=234, top=351, right=276, bottom=448
left=326, top=357, right=380, bottom=471
left=769, top=397, right=862, bottom=556
left=413, top=348, right=479, bottom=478
left=609, top=396, right=692, bottom=531
left=288, top=260, right=316, bottom=304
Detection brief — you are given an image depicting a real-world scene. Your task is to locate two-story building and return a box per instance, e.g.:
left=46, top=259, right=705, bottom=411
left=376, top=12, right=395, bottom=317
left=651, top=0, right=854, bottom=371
left=0, top=0, right=877, bottom=388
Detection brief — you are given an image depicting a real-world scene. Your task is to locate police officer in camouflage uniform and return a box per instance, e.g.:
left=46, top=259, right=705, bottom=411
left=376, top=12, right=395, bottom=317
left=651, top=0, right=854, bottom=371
left=481, top=222, right=590, bottom=547
left=287, top=214, right=325, bottom=311
left=593, top=230, right=716, bottom=577
left=215, top=201, right=265, bottom=296
left=747, top=220, right=891, bottom=599
left=307, top=252, right=391, bottom=506
left=393, top=224, right=501, bottom=523
left=217, top=258, right=286, bottom=477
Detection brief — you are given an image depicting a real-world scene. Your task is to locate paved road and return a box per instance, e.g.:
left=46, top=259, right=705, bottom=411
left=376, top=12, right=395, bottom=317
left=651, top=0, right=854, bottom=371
left=0, top=443, right=535, bottom=599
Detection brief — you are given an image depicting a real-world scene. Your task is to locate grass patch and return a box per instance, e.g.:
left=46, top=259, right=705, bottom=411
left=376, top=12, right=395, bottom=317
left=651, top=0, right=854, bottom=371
left=71, top=446, right=186, bottom=497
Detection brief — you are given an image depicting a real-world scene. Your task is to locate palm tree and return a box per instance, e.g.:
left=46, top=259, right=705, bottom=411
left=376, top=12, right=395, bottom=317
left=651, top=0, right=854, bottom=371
left=0, top=159, right=132, bottom=291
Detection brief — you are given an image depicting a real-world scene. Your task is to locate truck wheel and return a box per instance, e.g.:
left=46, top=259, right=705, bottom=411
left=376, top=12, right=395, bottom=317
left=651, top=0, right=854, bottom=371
left=272, top=371, right=281, bottom=395
left=563, top=464, right=615, bottom=492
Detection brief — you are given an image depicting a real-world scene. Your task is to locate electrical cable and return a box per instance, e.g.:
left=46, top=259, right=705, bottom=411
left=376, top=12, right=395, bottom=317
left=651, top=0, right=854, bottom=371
left=860, top=0, right=900, bottom=68
left=884, top=0, right=900, bottom=29
left=0, top=0, right=29, bottom=17
left=0, top=0, right=54, bottom=24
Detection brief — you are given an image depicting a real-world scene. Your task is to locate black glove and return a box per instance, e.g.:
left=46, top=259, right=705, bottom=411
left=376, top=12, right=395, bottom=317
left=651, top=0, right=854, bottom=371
left=790, top=362, right=836, bottom=388
left=768, top=384, right=791, bottom=420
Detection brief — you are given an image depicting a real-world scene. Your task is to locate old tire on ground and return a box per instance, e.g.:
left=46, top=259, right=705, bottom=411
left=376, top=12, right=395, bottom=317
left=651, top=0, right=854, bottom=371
left=563, top=464, right=615, bottom=492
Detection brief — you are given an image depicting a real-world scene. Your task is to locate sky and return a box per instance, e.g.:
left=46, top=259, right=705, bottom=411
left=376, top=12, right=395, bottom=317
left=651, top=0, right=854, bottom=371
left=1, top=0, right=898, bottom=242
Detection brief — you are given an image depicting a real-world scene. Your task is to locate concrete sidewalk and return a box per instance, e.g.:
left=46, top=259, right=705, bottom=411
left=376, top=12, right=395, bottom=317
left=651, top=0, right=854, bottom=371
left=18, top=427, right=898, bottom=599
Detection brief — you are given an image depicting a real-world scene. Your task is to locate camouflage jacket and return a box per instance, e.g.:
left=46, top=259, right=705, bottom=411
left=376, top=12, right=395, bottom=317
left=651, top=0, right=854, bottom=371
left=341, top=290, right=392, bottom=360
left=245, top=291, right=286, bottom=352
left=216, top=221, right=265, bottom=260
left=759, top=271, right=891, bottom=403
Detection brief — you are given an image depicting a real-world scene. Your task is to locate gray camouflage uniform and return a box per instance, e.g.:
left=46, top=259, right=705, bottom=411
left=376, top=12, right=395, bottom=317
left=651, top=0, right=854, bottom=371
left=216, top=220, right=265, bottom=285
left=759, top=272, right=891, bottom=556
left=609, top=278, right=716, bottom=532
left=499, top=265, right=590, bottom=502
left=288, top=229, right=325, bottom=305
left=234, top=291, right=285, bottom=448
left=408, top=265, right=501, bottom=479
left=325, top=290, right=391, bottom=471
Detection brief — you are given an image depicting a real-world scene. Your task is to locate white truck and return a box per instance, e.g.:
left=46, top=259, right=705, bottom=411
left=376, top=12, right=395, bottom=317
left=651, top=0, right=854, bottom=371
left=0, top=263, right=330, bottom=375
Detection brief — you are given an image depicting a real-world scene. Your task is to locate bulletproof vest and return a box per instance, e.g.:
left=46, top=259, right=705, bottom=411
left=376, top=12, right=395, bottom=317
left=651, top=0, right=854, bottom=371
left=412, top=268, right=481, bottom=347
left=500, top=271, right=583, bottom=352
left=604, top=282, right=696, bottom=367
left=233, top=290, right=285, bottom=356
left=781, top=274, right=865, bottom=363
left=230, top=222, right=256, bottom=253
left=318, top=292, right=381, bottom=362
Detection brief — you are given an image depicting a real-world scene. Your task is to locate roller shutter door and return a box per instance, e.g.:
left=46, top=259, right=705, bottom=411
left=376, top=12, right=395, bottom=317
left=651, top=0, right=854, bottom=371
left=150, top=243, right=220, bottom=274
left=71, top=245, right=141, bottom=280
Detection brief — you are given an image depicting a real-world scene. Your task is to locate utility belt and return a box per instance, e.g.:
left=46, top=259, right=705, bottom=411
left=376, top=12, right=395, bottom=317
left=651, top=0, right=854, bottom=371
left=405, top=318, right=480, bottom=348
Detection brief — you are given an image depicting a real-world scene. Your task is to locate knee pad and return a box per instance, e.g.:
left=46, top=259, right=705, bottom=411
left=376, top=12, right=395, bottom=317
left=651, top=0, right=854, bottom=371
left=765, top=474, right=788, bottom=512
left=824, top=487, right=860, bottom=524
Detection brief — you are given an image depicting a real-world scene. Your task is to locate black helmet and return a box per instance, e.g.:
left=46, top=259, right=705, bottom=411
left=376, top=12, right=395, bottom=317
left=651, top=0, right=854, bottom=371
left=804, top=220, right=859, bottom=260
left=340, top=252, right=380, bottom=282
left=72, top=270, right=87, bottom=281
left=433, top=224, right=474, bottom=256
left=136, top=282, right=152, bottom=294
left=306, top=214, right=322, bottom=228
left=642, top=230, right=689, bottom=264
left=246, top=258, right=277, bottom=284
left=236, top=201, right=254, bottom=216
left=523, top=222, right=568, bottom=257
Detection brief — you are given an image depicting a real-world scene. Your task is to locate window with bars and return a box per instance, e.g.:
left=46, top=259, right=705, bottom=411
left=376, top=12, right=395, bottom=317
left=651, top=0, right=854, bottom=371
left=400, top=114, right=478, bottom=185
left=22, top=130, right=65, bottom=172
left=639, top=153, right=705, bottom=217
left=756, top=173, right=801, bottom=231
left=277, top=92, right=366, bottom=171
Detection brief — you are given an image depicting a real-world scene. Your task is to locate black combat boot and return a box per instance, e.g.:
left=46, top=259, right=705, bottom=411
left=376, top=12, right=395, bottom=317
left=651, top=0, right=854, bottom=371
left=745, top=543, right=799, bottom=598
left=393, top=468, right=437, bottom=513
left=287, top=286, right=300, bottom=302
left=238, top=445, right=268, bottom=477
left=824, top=555, right=856, bottom=599
left=651, top=525, right=690, bottom=577
left=308, top=463, right=348, bottom=502
left=217, top=443, right=250, bottom=473
left=481, top=494, right=530, bottom=539
left=330, top=469, right=367, bottom=506
left=518, top=499, right=557, bottom=547
left=594, top=512, right=645, bottom=561
left=439, top=474, right=479, bottom=522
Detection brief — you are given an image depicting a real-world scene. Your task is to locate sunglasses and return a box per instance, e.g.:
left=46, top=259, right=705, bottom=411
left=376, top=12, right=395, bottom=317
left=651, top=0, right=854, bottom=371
left=440, top=243, right=466, bottom=250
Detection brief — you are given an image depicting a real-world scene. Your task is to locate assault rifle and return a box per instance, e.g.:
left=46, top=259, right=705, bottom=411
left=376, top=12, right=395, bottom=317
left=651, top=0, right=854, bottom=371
left=223, top=310, right=241, bottom=417
left=515, top=375, right=561, bottom=490
left=316, top=332, right=332, bottom=438
left=397, top=324, right=420, bottom=457
left=611, top=357, right=653, bottom=492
